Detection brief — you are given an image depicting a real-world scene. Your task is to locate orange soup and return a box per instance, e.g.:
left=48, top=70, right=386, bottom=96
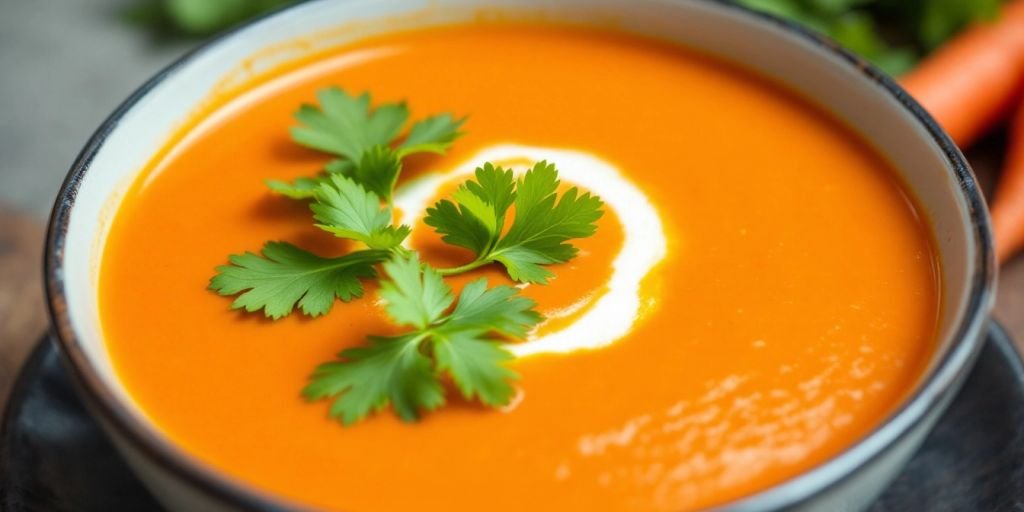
left=100, top=24, right=939, bottom=511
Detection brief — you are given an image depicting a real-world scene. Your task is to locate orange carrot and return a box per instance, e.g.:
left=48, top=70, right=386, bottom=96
left=901, top=1, right=1024, bottom=148
left=992, top=98, right=1024, bottom=263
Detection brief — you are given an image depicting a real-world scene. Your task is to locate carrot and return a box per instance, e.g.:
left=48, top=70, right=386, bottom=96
left=992, top=98, right=1024, bottom=263
left=901, top=1, right=1024, bottom=148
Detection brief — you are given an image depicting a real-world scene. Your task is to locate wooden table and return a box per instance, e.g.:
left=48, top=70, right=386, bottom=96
left=0, top=209, right=47, bottom=407
left=1, top=148, right=1023, bottom=408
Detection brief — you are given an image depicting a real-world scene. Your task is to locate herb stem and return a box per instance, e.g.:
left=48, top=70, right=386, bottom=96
left=436, top=258, right=491, bottom=276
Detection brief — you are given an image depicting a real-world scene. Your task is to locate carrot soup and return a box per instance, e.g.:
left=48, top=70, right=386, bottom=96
left=99, top=24, right=939, bottom=511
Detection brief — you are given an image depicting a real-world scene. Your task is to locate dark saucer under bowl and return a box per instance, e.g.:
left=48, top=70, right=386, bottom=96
left=2, top=324, right=1023, bottom=511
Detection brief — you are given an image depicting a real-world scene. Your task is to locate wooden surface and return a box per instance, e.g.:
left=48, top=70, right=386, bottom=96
left=0, top=208, right=47, bottom=409
left=0, top=148, right=1022, bottom=411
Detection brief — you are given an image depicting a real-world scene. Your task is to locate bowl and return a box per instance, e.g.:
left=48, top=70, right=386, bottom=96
left=44, top=0, right=996, bottom=510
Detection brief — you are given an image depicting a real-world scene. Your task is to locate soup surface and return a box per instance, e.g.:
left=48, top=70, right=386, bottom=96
left=100, top=23, right=939, bottom=511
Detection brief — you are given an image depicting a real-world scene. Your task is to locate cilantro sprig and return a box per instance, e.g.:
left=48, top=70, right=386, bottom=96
left=426, top=161, right=604, bottom=284
left=310, top=173, right=411, bottom=250
left=209, top=242, right=388, bottom=319
left=302, top=254, right=541, bottom=424
left=210, top=87, right=604, bottom=424
left=268, top=87, right=465, bottom=201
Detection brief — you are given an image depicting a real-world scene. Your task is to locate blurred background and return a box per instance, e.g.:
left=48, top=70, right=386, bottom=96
left=0, top=0, right=188, bottom=405
left=1, top=0, right=1023, bottom=405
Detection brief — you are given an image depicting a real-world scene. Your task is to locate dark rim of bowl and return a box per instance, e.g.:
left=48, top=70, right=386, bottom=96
left=43, top=0, right=996, bottom=510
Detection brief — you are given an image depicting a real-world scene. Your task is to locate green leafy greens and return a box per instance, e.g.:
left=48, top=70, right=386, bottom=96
left=211, top=88, right=603, bottom=424
left=209, top=242, right=388, bottom=319
left=268, top=87, right=465, bottom=201
left=302, top=254, right=541, bottom=424
left=736, top=0, right=1005, bottom=75
left=311, top=173, right=411, bottom=250
left=425, top=161, right=604, bottom=284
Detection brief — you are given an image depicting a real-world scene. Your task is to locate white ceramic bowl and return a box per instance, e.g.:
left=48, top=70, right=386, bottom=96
left=45, top=1, right=996, bottom=510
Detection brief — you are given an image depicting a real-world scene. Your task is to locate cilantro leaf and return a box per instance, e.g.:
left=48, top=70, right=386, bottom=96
left=424, top=163, right=517, bottom=256
left=291, top=88, right=408, bottom=161
left=493, top=162, right=604, bottom=282
left=433, top=330, right=518, bottom=407
left=461, top=162, right=518, bottom=217
left=310, top=174, right=410, bottom=250
left=397, top=113, right=466, bottom=157
left=443, top=278, right=540, bottom=338
left=304, top=254, right=541, bottom=424
left=424, top=194, right=493, bottom=257
left=425, top=161, right=604, bottom=283
left=419, top=197, right=491, bottom=256
left=491, top=246, right=560, bottom=285
left=345, top=144, right=402, bottom=201
left=275, top=87, right=466, bottom=202
left=377, top=253, right=454, bottom=330
left=264, top=150, right=380, bottom=202
left=303, top=333, right=444, bottom=425
left=266, top=175, right=328, bottom=200
left=209, top=241, right=388, bottom=319
left=324, top=159, right=355, bottom=175
left=267, top=145, right=401, bottom=202
left=434, top=279, right=538, bottom=406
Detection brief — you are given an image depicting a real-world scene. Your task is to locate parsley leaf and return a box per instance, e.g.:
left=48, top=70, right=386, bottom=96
left=266, top=175, right=327, bottom=200
left=442, top=279, right=539, bottom=338
left=340, top=144, right=402, bottom=202
left=310, top=174, right=410, bottom=250
left=432, top=329, right=518, bottom=408
left=377, top=253, right=455, bottom=329
left=304, top=333, right=445, bottom=424
left=291, top=88, right=408, bottom=160
left=209, top=241, right=388, bottom=319
left=273, top=87, right=465, bottom=201
left=425, top=161, right=604, bottom=283
left=303, top=254, right=541, bottom=424
left=398, top=113, right=466, bottom=157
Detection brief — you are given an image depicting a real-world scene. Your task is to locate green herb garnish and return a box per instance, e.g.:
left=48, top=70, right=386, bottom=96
left=268, top=87, right=464, bottom=201
left=209, top=242, right=388, bottom=319
left=426, top=161, right=604, bottom=284
left=211, top=87, right=602, bottom=424
left=302, top=254, right=541, bottom=424
left=311, top=174, right=411, bottom=250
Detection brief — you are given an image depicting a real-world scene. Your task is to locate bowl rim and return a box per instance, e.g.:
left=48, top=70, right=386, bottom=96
left=43, top=0, right=997, bottom=510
